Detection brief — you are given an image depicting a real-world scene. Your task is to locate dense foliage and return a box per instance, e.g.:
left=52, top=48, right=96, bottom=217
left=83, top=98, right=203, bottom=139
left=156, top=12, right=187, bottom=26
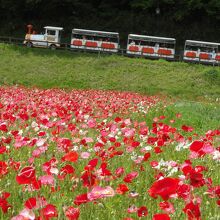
left=0, top=0, right=219, bottom=45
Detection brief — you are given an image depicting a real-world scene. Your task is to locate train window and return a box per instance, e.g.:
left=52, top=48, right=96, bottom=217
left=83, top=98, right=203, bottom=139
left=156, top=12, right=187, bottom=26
left=185, top=45, right=198, bottom=51
left=149, top=41, right=156, bottom=47
left=129, top=39, right=139, bottom=45
left=47, top=30, right=56, bottom=36
left=72, top=34, right=83, bottom=39
left=165, top=43, right=175, bottom=48
left=109, top=37, right=118, bottom=43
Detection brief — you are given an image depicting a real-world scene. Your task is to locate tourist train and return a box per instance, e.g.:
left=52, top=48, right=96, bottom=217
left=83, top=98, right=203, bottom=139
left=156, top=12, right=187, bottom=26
left=23, top=25, right=220, bottom=65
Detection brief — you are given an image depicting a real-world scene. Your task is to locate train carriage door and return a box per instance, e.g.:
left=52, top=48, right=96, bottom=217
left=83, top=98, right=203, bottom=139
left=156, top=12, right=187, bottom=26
left=71, top=31, right=84, bottom=48
left=184, top=41, right=197, bottom=61
left=127, top=35, right=141, bottom=55
left=101, top=34, right=119, bottom=52
left=156, top=38, right=175, bottom=59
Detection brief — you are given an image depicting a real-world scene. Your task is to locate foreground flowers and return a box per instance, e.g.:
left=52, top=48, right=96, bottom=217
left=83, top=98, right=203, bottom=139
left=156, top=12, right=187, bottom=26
left=0, top=86, right=219, bottom=219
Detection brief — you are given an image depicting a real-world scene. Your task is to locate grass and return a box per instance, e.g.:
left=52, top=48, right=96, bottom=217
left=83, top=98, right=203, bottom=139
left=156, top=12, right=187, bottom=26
left=145, top=101, right=220, bottom=133
left=0, top=43, right=220, bottom=102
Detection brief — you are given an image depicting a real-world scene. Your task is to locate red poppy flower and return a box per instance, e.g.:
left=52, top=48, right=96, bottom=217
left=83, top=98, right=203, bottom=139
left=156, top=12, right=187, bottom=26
left=59, top=164, right=75, bottom=179
left=132, top=141, right=140, bottom=148
left=189, top=170, right=205, bottom=188
left=148, top=177, right=180, bottom=200
left=0, top=123, right=7, bottom=132
left=154, top=147, right=163, bottom=154
left=81, top=171, right=96, bottom=187
left=150, top=161, right=159, bottom=168
left=123, top=171, right=138, bottom=183
left=40, top=204, right=58, bottom=220
left=0, top=146, right=7, bottom=154
left=114, top=117, right=122, bottom=123
left=62, top=151, right=78, bottom=163
left=143, top=152, right=151, bottom=161
left=0, top=161, right=8, bottom=176
left=183, top=201, right=201, bottom=220
left=152, top=213, right=170, bottom=220
left=137, top=206, right=148, bottom=217
left=159, top=201, right=175, bottom=214
left=116, top=184, right=129, bottom=194
left=65, top=206, right=80, bottom=220
left=74, top=193, right=89, bottom=206
left=139, top=126, right=148, bottom=135
left=84, top=158, right=99, bottom=171
left=9, top=159, right=20, bottom=171
left=25, top=197, right=37, bottom=209
left=16, top=166, right=36, bottom=185
left=182, top=125, right=194, bottom=132
left=0, top=192, right=12, bottom=213
left=177, top=184, right=191, bottom=200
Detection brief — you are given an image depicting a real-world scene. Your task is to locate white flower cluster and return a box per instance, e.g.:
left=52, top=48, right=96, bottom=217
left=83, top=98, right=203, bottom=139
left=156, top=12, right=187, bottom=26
left=154, top=159, right=179, bottom=176
left=175, top=141, right=191, bottom=151
left=137, top=101, right=149, bottom=114
left=212, top=150, right=220, bottom=162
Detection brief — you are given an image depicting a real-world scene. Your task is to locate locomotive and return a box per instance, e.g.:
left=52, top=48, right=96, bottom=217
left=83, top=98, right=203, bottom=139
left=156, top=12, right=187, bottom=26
left=23, top=25, right=220, bottom=65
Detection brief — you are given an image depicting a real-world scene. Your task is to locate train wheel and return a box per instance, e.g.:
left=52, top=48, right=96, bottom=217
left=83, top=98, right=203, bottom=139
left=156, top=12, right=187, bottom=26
left=50, top=44, right=57, bottom=50
left=26, top=42, right=33, bottom=48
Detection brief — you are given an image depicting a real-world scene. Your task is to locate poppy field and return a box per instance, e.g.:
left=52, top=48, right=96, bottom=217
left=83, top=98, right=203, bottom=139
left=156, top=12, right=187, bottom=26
left=0, top=86, right=220, bottom=220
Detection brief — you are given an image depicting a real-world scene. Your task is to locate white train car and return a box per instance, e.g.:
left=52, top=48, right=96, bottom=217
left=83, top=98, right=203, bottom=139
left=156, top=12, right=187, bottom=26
left=70, top=29, right=119, bottom=53
left=183, top=40, right=220, bottom=64
left=126, top=34, right=176, bottom=59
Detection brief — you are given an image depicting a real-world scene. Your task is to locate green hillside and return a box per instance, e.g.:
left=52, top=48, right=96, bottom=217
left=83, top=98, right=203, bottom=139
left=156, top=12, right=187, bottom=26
left=0, top=43, right=220, bottom=102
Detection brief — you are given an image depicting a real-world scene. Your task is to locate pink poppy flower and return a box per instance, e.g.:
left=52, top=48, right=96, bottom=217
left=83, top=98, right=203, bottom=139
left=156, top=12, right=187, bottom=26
left=88, top=119, right=96, bottom=128
left=127, top=205, right=138, bottom=213
left=39, top=175, right=54, bottom=186
left=87, top=186, right=115, bottom=201
left=11, top=208, right=35, bottom=220
left=115, top=167, right=125, bottom=177
left=81, top=152, right=91, bottom=159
